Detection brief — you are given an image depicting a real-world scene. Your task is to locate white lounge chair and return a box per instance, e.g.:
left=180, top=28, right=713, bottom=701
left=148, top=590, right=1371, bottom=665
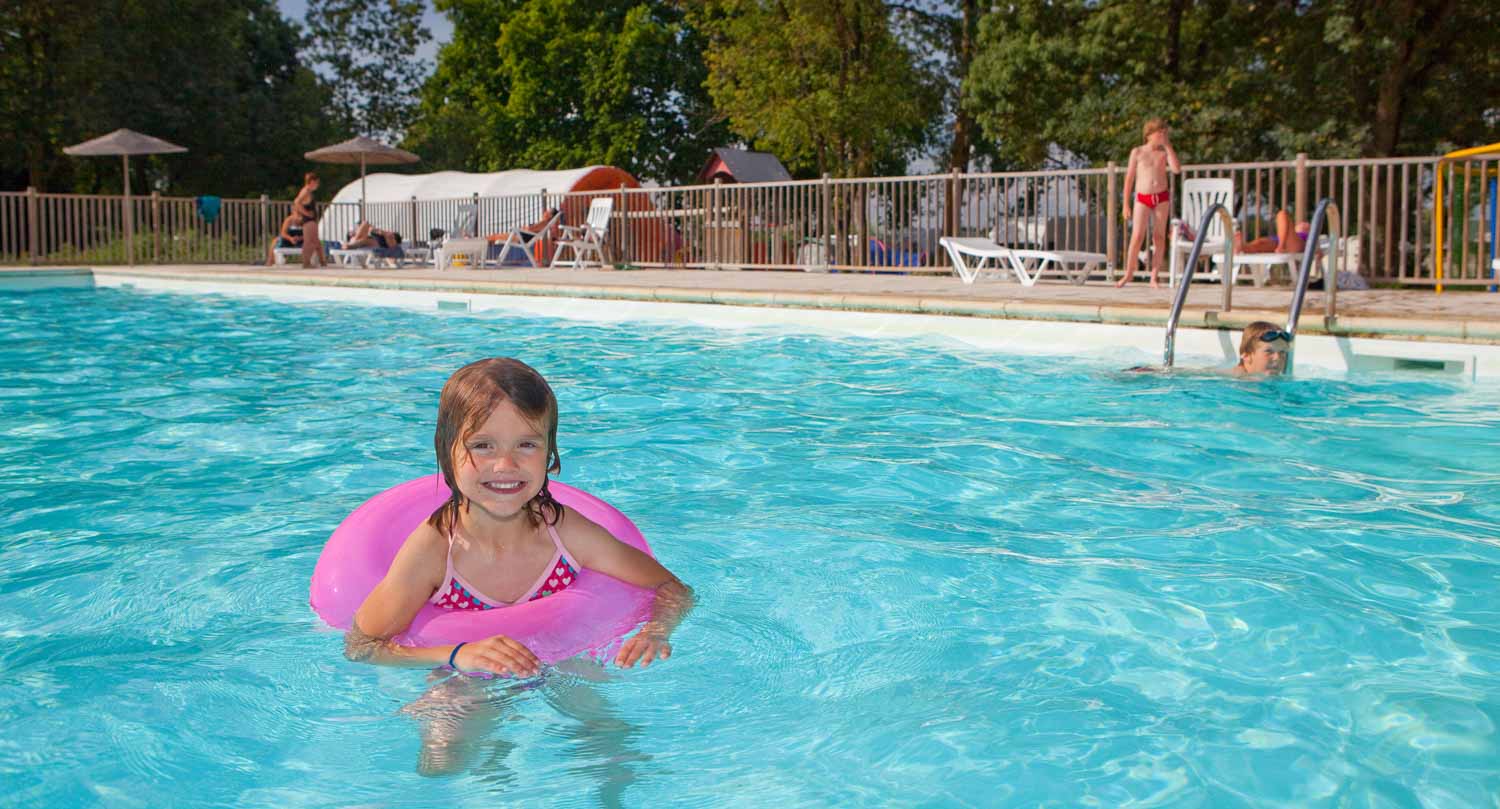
left=551, top=198, right=614, bottom=269
left=435, top=238, right=490, bottom=270
left=939, top=236, right=1106, bottom=286
left=445, top=205, right=479, bottom=240
left=490, top=208, right=564, bottom=268
left=1169, top=178, right=1234, bottom=287
left=430, top=205, right=487, bottom=270
left=329, top=247, right=375, bottom=268
left=1212, top=233, right=1334, bottom=287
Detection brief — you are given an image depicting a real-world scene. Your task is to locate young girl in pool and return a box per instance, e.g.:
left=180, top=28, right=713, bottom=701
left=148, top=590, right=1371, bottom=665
left=345, top=357, right=693, bottom=677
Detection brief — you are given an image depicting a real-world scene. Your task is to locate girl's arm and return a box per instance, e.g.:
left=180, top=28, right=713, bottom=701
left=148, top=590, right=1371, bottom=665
left=345, top=524, right=541, bottom=677
left=560, top=509, right=696, bottom=668
left=1163, top=136, right=1181, bottom=173
left=1122, top=147, right=1139, bottom=212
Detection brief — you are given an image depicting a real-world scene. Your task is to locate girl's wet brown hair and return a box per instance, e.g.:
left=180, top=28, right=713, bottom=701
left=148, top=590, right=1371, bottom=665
left=428, top=358, right=562, bottom=536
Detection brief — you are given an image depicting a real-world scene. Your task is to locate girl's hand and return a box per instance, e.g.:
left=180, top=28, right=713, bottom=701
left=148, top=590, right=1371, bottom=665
left=457, top=635, right=541, bottom=677
left=616, top=625, right=672, bottom=668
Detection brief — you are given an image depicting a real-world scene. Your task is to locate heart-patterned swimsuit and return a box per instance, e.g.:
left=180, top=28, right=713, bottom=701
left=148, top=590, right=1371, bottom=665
left=429, top=523, right=581, bottom=610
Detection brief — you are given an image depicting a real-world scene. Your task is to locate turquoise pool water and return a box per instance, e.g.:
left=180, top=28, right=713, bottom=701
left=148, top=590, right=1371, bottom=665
left=3, top=286, right=1499, bottom=807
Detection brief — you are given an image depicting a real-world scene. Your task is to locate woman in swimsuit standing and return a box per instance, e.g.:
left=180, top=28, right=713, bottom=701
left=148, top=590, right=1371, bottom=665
left=293, top=171, right=329, bottom=268
left=1117, top=118, right=1181, bottom=289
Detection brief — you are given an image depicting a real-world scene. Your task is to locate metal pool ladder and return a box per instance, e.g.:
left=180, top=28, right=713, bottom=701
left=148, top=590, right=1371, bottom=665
left=1282, top=199, right=1343, bottom=375
left=1163, top=203, right=1235, bottom=367
left=1163, top=198, right=1344, bottom=371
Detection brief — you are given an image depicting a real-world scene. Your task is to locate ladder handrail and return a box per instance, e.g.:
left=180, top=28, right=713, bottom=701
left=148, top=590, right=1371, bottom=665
left=1284, top=199, right=1342, bottom=375
left=1164, top=203, right=1236, bottom=367
left=1286, top=199, right=1343, bottom=337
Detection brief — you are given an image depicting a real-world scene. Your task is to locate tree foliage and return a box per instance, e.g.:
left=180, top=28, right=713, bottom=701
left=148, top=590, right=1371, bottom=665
left=890, top=0, right=990, bottom=171
left=0, top=0, right=339, bottom=196
left=406, top=0, right=726, bottom=184
left=5, top=0, right=1496, bottom=198
left=693, top=0, right=940, bottom=178
left=303, top=0, right=432, bottom=141
left=963, top=0, right=1500, bottom=168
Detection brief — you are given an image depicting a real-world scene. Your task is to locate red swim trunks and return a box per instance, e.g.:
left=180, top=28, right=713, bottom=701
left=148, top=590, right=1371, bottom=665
left=1136, top=191, right=1171, bottom=210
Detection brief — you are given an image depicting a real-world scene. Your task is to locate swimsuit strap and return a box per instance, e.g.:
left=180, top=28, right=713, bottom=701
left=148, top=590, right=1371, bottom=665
left=545, top=522, right=569, bottom=557
left=429, top=526, right=508, bottom=609
left=432, top=523, right=581, bottom=609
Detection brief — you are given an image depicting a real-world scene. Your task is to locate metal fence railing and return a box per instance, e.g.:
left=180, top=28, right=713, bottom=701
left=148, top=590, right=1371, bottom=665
left=0, top=191, right=296, bottom=266
left=4, top=153, right=1496, bottom=288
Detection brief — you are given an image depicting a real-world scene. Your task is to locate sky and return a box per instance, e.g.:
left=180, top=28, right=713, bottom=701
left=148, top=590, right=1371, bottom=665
left=276, top=0, right=453, bottom=66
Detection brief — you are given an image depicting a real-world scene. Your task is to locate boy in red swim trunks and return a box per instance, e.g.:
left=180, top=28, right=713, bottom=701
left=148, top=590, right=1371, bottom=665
left=1117, top=118, right=1181, bottom=288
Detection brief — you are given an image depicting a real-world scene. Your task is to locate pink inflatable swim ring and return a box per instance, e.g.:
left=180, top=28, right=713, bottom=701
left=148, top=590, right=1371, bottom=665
left=310, top=475, right=655, bottom=663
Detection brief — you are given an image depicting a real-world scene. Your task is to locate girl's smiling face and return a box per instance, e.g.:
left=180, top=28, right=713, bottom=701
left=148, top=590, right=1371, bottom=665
left=453, top=398, right=550, bottom=523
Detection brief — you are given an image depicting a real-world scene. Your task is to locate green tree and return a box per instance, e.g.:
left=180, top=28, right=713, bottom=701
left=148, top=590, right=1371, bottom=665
left=694, top=0, right=940, bottom=178
left=407, top=0, right=726, bottom=184
left=1, top=0, right=340, bottom=196
left=964, top=0, right=1264, bottom=167
left=963, top=0, right=1500, bottom=168
left=891, top=0, right=991, bottom=171
left=303, top=0, right=432, bottom=140
left=1300, top=0, right=1500, bottom=157
left=0, top=0, right=107, bottom=189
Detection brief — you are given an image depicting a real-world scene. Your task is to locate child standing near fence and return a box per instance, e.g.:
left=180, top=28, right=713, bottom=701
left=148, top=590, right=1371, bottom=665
left=1117, top=118, right=1181, bottom=289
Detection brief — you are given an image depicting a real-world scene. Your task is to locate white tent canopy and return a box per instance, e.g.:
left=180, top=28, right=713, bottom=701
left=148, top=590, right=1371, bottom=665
left=326, top=167, right=602, bottom=207
left=318, top=167, right=610, bottom=242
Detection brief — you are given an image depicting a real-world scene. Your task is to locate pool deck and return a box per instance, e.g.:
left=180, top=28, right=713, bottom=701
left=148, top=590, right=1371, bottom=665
left=7, top=263, right=1500, bottom=344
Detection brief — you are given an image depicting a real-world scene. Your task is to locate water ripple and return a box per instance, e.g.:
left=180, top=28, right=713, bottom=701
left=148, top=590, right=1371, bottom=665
left=3, top=287, right=1500, bottom=807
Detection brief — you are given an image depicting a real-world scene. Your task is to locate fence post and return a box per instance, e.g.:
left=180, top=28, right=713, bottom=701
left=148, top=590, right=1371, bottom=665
left=26, top=186, right=39, bottom=265
left=259, top=194, right=270, bottom=264
left=152, top=192, right=162, bottom=263
left=1106, top=162, right=1118, bottom=272
left=820, top=174, right=831, bottom=271
left=620, top=183, right=632, bottom=267
left=948, top=167, right=961, bottom=238
left=538, top=188, right=549, bottom=265
left=711, top=178, right=722, bottom=269
left=409, top=195, right=418, bottom=246
left=1294, top=152, right=1308, bottom=225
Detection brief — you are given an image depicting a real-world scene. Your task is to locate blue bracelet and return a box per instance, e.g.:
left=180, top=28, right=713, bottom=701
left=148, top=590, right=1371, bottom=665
left=447, top=642, right=467, bottom=671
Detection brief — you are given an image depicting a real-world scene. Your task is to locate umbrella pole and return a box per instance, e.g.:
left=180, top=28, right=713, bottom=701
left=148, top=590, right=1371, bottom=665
left=360, top=155, right=367, bottom=222
left=122, top=155, right=134, bottom=267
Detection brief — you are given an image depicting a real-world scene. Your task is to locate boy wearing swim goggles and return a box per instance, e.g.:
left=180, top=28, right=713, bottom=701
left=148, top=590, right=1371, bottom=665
left=1231, top=321, right=1292, bottom=376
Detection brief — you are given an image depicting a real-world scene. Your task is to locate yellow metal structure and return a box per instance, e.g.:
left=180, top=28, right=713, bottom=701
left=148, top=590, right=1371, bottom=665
left=1433, top=142, right=1500, bottom=293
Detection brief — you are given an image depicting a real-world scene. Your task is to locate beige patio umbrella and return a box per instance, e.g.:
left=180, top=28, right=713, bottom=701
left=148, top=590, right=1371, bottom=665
left=304, top=136, right=420, bottom=220
left=64, top=129, right=188, bottom=266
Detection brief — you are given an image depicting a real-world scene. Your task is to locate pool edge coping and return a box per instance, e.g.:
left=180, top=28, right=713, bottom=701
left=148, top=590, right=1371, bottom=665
left=10, top=265, right=1500, bottom=346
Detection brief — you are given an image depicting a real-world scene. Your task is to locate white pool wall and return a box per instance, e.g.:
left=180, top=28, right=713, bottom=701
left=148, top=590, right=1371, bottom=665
left=84, top=272, right=1498, bottom=380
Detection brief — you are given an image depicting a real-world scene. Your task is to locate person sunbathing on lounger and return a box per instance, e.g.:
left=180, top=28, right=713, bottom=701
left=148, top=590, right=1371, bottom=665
left=490, top=208, right=563, bottom=246
left=1236, top=210, right=1311, bottom=255
left=345, top=221, right=403, bottom=250
left=485, top=207, right=565, bottom=264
